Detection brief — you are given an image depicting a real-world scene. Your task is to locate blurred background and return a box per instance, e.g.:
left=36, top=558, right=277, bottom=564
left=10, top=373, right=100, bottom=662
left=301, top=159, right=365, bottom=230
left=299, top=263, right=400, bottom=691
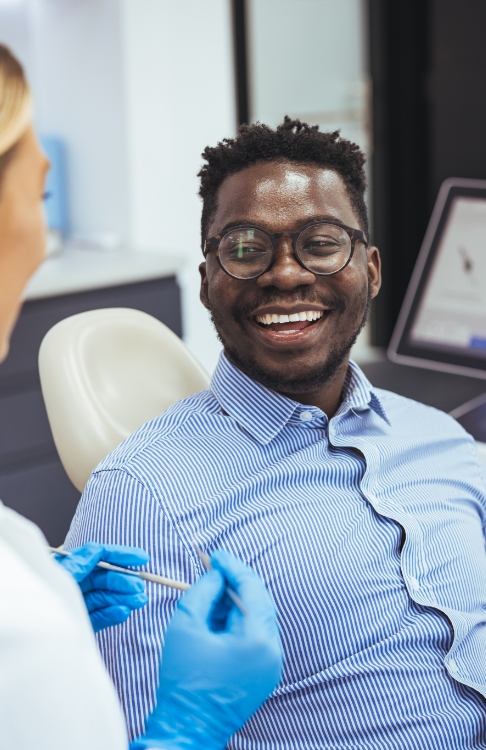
left=0, top=0, right=370, bottom=377
left=1, top=0, right=486, bottom=542
left=3, top=0, right=485, bottom=368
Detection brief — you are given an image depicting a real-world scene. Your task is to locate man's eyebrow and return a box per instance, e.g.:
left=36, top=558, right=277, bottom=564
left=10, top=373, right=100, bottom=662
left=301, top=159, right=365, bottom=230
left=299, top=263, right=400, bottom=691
left=217, top=214, right=350, bottom=235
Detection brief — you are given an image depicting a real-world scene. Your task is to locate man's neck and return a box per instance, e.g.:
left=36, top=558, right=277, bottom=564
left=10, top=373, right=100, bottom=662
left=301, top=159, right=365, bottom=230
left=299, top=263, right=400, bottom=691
left=275, top=358, right=350, bottom=419
left=223, top=349, right=351, bottom=419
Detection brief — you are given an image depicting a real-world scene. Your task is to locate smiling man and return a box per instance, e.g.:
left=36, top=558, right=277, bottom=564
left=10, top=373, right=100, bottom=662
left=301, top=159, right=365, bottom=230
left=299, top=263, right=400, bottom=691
left=199, top=136, right=378, bottom=416
left=67, top=118, right=486, bottom=747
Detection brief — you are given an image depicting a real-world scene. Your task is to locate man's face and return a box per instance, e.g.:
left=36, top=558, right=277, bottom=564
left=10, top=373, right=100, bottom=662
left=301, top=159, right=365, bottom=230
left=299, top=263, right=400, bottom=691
left=200, top=160, right=381, bottom=395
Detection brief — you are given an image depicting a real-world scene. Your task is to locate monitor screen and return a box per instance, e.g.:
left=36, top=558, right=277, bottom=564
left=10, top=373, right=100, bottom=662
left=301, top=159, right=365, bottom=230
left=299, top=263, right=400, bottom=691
left=388, top=179, right=486, bottom=379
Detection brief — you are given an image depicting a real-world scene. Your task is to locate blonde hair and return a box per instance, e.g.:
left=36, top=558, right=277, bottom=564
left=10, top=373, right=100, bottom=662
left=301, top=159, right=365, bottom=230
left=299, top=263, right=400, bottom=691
left=0, top=44, right=31, bottom=159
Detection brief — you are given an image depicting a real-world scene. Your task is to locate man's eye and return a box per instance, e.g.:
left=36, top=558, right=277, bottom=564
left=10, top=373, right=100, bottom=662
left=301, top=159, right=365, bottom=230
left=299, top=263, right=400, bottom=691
left=227, top=244, right=267, bottom=258
left=304, top=239, right=341, bottom=255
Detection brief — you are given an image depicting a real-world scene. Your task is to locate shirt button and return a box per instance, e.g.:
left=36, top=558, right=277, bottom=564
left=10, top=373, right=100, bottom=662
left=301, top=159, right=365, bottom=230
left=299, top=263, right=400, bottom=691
left=300, top=410, right=313, bottom=422
left=410, top=576, right=420, bottom=591
left=448, top=658, right=458, bottom=673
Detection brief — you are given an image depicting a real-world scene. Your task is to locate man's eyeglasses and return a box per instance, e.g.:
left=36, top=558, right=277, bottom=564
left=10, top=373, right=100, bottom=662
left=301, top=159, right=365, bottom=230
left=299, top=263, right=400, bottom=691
left=204, top=220, right=368, bottom=281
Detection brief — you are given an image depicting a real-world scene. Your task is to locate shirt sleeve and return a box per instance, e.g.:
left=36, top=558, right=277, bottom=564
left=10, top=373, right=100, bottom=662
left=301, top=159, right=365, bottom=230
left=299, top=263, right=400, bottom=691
left=65, top=468, right=198, bottom=741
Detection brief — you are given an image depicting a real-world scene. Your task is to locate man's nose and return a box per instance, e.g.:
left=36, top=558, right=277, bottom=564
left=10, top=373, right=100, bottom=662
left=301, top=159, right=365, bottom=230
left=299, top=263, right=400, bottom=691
left=256, top=237, right=316, bottom=290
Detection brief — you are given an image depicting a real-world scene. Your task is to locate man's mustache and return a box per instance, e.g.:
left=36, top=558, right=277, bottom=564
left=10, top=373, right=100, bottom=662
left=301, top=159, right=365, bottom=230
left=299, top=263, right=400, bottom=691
left=231, top=289, right=347, bottom=322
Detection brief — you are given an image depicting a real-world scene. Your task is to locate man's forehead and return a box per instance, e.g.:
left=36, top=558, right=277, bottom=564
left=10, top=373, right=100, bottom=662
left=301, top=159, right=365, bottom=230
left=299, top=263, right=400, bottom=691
left=210, top=161, right=358, bottom=233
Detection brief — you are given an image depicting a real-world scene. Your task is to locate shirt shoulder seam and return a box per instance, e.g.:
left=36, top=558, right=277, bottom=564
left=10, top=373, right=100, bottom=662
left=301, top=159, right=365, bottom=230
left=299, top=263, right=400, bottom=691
left=88, top=465, right=200, bottom=572
left=95, top=394, right=219, bottom=472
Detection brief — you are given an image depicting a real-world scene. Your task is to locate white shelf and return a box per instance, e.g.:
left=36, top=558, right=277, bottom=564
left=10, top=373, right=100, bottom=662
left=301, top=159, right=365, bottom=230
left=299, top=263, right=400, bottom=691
left=23, top=247, right=184, bottom=301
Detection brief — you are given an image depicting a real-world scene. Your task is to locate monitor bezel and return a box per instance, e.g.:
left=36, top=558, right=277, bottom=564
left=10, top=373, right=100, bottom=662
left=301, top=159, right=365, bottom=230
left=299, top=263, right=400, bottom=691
left=388, top=177, right=486, bottom=380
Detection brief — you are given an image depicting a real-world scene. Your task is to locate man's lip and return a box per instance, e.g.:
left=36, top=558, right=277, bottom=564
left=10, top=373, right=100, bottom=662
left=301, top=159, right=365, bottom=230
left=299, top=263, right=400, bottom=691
left=248, top=313, right=328, bottom=347
left=249, top=303, right=329, bottom=317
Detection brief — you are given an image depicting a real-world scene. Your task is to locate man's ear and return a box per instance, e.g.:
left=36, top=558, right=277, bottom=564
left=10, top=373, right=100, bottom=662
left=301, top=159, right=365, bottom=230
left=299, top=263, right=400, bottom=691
left=199, top=261, right=210, bottom=310
left=367, top=246, right=381, bottom=299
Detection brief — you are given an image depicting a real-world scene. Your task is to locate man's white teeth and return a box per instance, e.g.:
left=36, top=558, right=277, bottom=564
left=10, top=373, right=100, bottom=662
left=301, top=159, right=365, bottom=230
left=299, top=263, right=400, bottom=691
left=255, top=310, right=324, bottom=325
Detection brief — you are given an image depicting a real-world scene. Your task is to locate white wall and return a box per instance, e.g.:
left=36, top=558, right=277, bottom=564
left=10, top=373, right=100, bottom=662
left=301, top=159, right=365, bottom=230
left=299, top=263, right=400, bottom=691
left=0, top=1, right=33, bottom=72
left=0, top=0, right=235, bottom=374
left=31, top=0, right=130, bottom=243
left=247, top=0, right=368, bottom=149
left=120, top=0, right=235, bottom=373
left=0, top=0, right=131, bottom=243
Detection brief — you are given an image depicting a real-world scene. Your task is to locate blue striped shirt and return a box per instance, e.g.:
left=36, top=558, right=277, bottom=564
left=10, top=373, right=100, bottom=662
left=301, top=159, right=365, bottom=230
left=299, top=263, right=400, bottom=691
left=66, top=354, right=486, bottom=748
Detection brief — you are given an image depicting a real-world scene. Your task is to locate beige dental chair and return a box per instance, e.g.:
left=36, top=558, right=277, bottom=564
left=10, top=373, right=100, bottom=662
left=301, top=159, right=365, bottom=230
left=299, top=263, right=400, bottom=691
left=38, top=308, right=210, bottom=492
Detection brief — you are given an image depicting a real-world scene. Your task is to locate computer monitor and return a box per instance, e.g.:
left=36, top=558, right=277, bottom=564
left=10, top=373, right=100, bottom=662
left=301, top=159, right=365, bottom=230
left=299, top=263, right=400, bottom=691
left=388, top=178, right=486, bottom=380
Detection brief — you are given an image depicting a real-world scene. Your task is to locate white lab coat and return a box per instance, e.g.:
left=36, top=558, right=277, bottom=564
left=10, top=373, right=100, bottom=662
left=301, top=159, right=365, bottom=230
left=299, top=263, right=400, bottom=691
left=0, top=501, right=128, bottom=750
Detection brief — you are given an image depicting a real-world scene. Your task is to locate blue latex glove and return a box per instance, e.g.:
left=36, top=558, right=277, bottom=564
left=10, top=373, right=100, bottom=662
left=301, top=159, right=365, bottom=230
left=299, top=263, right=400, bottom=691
left=55, top=542, right=149, bottom=632
left=131, top=549, right=283, bottom=750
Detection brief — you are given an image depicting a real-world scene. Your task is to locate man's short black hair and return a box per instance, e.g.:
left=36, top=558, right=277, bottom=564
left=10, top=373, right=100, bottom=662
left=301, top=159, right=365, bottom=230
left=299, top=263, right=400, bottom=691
left=198, top=115, right=368, bottom=250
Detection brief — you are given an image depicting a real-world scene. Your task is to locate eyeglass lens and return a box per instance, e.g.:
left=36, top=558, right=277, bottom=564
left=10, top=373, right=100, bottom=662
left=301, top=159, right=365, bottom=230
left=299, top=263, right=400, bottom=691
left=218, top=224, right=352, bottom=279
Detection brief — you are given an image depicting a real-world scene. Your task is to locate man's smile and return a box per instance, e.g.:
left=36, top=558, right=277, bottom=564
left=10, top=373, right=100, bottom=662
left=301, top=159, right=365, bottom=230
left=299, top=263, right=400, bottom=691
left=254, top=308, right=325, bottom=333
left=246, top=304, right=331, bottom=348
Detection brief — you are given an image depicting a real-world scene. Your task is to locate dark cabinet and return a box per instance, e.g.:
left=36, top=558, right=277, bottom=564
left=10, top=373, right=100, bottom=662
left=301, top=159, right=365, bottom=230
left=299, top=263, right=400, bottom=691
left=0, top=275, right=182, bottom=546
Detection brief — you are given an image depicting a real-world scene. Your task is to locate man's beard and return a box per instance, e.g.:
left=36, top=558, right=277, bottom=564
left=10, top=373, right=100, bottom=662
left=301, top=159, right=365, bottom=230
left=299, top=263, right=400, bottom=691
left=208, top=284, right=371, bottom=394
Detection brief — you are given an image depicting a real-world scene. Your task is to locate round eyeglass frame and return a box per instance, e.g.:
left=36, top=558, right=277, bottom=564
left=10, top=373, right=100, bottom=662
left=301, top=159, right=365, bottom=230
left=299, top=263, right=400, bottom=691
left=204, top=220, right=368, bottom=280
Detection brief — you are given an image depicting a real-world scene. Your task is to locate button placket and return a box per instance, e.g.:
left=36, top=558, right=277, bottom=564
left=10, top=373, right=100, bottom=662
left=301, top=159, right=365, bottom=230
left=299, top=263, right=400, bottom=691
left=448, top=658, right=458, bottom=674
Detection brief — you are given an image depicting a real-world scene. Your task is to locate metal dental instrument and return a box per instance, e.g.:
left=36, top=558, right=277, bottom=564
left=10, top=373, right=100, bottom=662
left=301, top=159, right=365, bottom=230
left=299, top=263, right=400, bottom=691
left=49, top=547, right=190, bottom=592
left=196, top=547, right=248, bottom=616
left=50, top=546, right=248, bottom=611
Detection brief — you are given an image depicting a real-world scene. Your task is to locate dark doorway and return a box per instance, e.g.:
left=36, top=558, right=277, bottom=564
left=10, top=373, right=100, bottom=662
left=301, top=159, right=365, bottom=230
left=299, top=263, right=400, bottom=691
left=369, top=0, right=486, bottom=347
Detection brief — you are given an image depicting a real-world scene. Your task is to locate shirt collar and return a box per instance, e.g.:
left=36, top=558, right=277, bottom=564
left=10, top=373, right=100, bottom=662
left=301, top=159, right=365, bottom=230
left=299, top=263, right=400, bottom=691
left=337, top=359, right=390, bottom=425
left=210, top=353, right=389, bottom=444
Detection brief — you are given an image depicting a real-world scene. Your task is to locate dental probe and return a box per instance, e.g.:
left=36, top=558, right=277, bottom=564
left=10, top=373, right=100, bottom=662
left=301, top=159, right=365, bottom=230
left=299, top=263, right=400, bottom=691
left=196, top=548, right=248, bottom=616
left=49, top=547, right=190, bottom=592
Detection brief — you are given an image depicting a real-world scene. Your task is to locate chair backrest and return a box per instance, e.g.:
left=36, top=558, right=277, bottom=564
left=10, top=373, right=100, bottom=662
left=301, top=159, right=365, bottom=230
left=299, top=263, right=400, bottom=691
left=39, top=308, right=210, bottom=492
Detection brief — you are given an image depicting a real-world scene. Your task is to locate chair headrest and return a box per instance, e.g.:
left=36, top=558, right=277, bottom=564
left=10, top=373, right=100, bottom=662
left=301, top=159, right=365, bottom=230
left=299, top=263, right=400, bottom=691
left=39, top=308, right=210, bottom=492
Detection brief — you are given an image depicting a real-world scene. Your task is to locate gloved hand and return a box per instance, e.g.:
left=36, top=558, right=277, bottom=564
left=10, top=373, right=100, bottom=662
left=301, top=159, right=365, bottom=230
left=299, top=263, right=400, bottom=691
left=55, top=542, right=149, bottom=632
left=131, top=549, right=283, bottom=750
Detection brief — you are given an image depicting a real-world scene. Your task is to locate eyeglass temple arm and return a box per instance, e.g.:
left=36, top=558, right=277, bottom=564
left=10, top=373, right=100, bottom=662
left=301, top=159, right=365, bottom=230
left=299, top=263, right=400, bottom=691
left=204, top=236, right=221, bottom=256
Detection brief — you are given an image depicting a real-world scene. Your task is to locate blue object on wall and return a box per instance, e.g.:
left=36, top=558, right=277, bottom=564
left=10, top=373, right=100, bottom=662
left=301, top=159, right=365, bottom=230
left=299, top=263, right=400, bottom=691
left=40, top=136, right=69, bottom=237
